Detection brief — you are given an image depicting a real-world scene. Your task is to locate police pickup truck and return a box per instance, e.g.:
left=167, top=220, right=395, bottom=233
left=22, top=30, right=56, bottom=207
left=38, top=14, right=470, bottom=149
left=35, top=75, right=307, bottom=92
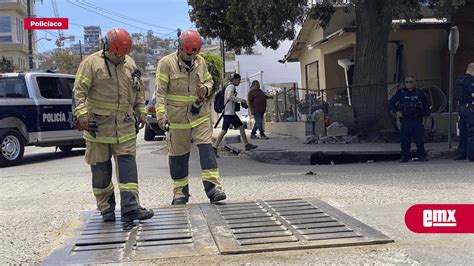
left=0, top=72, right=84, bottom=167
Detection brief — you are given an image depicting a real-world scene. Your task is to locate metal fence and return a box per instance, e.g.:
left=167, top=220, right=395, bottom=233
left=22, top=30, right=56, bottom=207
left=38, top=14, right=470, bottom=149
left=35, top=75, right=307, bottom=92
left=270, top=79, right=446, bottom=123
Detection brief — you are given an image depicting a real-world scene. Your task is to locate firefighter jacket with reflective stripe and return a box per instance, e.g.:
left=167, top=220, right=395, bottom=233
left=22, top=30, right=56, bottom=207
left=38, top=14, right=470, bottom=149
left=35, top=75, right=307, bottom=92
left=73, top=51, right=146, bottom=144
left=155, top=52, right=213, bottom=129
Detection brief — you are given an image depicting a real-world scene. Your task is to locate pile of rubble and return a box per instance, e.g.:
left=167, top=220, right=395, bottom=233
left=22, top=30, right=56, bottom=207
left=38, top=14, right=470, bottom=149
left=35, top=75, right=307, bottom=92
left=304, top=122, right=359, bottom=144
left=304, top=135, right=359, bottom=144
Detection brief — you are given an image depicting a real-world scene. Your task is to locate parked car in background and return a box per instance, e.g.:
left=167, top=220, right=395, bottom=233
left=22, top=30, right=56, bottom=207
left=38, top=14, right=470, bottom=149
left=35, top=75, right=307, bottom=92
left=0, top=72, right=84, bottom=167
left=144, top=96, right=165, bottom=141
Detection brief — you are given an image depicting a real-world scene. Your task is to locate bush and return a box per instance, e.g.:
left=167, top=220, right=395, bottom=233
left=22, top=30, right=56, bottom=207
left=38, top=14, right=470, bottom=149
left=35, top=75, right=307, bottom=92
left=200, top=51, right=223, bottom=94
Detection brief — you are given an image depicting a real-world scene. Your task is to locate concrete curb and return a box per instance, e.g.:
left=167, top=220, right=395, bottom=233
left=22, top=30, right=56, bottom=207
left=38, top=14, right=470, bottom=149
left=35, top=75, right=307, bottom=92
left=225, top=143, right=455, bottom=165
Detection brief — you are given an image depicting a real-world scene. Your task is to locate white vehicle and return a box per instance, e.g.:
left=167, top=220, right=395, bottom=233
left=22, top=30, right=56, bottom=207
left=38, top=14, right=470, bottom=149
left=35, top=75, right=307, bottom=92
left=0, top=72, right=84, bottom=167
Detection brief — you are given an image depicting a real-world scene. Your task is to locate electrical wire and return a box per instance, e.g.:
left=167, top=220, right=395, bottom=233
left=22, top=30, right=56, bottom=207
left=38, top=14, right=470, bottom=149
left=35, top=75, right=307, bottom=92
left=79, top=0, right=176, bottom=32
left=66, top=0, right=152, bottom=33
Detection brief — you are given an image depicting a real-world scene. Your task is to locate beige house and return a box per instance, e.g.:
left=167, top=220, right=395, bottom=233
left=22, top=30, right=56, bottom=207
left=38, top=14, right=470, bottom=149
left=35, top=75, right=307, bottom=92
left=0, top=0, right=36, bottom=70
left=284, top=8, right=450, bottom=103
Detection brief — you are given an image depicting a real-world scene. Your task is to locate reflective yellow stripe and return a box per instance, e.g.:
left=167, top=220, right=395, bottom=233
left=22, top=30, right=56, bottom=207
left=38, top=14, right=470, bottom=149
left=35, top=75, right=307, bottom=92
left=173, top=177, right=189, bottom=189
left=77, top=74, right=91, bottom=86
left=156, top=105, right=165, bottom=114
left=88, top=98, right=130, bottom=111
left=156, top=73, right=169, bottom=83
left=202, top=175, right=220, bottom=181
left=166, top=94, right=198, bottom=103
left=93, top=182, right=114, bottom=196
left=73, top=106, right=88, bottom=117
left=190, top=116, right=210, bottom=127
left=201, top=170, right=219, bottom=175
left=119, top=132, right=137, bottom=143
left=202, top=169, right=220, bottom=180
left=203, top=72, right=212, bottom=81
left=136, top=107, right=146, bottom=114
left=168, top=115, right=210, bottom=130
left=119, top=183, right=138, bottom=190
left=84, top=132, right=136, bottom=143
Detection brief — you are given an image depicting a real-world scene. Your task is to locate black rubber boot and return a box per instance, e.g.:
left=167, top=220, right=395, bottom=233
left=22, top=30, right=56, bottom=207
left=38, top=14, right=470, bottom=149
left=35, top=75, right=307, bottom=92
left=210, top=190, right=227, bottom=203
left=171, top=197, right=188, bottom=205
left=121, top=208, right=154, bottom=223
left=102, top=211, right=116, bottom=222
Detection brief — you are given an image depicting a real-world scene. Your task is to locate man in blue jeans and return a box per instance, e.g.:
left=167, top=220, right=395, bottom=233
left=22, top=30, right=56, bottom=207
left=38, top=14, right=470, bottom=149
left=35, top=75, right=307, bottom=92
left=248, top=80, right=272, bottom=139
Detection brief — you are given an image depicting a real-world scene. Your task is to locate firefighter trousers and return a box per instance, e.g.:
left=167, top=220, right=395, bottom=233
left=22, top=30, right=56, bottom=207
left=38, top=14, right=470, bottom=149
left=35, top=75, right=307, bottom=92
left=86, top=140, right=141, bottom=215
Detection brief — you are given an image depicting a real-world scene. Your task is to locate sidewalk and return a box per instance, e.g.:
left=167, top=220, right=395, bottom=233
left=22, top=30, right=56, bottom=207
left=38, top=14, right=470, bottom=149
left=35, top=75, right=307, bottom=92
left=216, top=130, right=457, bottom=165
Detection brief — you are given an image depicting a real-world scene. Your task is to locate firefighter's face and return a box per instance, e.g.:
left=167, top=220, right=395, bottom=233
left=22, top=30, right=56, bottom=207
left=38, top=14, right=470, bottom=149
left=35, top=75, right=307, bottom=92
left=405, top=78, right=415, bottom=90
left=180, top=49, right=198, bottom=61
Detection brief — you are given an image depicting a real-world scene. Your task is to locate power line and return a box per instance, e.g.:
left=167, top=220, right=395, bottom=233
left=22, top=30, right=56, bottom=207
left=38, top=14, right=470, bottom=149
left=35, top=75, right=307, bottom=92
left=79, top=0, right=176, bottom=32
left=66, top=0, right=153, bottom=33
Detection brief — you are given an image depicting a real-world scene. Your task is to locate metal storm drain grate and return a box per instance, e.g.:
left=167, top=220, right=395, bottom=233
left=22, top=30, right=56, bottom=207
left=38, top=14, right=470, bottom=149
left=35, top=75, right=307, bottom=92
left=45, top=198, right=392, bottom=263
left=44, top=205, right=218, bottom=264
left=200, top=198, right=393, bottom=254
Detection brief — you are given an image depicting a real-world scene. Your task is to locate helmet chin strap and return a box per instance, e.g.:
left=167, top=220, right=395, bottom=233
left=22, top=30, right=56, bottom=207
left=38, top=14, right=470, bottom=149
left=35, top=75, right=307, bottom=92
left=101, top=39, right=112, bottom=77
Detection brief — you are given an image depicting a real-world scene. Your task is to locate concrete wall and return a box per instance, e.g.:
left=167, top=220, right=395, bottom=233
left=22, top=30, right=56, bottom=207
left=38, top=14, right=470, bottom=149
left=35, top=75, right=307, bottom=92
left=323, top=46, right=354, bottom=102
left=299, top=27, right=324, bottom=96
left=269, top=122, right=307, bottom=139
left=389, top=28, right=447, bottom=88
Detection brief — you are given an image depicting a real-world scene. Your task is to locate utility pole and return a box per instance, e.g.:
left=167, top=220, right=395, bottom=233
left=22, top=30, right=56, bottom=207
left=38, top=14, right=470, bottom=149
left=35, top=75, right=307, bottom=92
left=448, top=26, right=459, bottom=149
left=27, top=0, right=34, bottom=69
left=220, top=39, right=225, bottom=86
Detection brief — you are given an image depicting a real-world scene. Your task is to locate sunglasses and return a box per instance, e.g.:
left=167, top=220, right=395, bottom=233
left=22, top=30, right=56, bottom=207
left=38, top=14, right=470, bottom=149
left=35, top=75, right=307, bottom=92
left=405, top=81, right=414, bottom=84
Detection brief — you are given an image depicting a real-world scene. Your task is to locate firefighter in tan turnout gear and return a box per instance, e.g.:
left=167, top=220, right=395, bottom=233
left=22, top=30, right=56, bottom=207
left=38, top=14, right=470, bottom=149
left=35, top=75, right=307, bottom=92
left=73, top=28, right=154, bottom=223
left=155, top=30, right=226, bottom=205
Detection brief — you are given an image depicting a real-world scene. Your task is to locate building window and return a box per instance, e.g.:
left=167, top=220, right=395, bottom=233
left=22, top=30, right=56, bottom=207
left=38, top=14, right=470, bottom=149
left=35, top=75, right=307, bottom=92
left=0, top=36, right=13, bottom=43
left=0, top=16, right=11, bottom=33
left=305, top=61, right=320, bottom=93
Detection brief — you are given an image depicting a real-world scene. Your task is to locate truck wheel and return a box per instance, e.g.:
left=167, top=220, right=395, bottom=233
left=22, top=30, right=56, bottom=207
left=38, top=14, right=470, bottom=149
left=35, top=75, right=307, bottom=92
left=144, top=126, right=155, bottom=141
left=0, top=129, right=25, bottom=167
left=58, top=145, right=73, bottom=152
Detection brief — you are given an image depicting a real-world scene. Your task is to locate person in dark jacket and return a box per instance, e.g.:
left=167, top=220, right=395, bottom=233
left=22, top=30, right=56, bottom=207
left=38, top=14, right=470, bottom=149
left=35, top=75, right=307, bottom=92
left=247, top=80, right=272, bottom=139
left=389, top=76, right=430, bottom=162
left=454, top=63, right=474, bottom=161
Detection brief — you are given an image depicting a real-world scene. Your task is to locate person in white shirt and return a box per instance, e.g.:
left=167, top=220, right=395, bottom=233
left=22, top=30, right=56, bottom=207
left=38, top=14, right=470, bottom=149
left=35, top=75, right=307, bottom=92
left=213, top=73, right=257, bottom=156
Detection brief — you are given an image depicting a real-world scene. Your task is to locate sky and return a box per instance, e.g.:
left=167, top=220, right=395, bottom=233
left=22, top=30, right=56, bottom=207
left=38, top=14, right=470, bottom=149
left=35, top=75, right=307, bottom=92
left=35, top=0, right=194, bottom=52
left=34, top=0, right=301, bottom=87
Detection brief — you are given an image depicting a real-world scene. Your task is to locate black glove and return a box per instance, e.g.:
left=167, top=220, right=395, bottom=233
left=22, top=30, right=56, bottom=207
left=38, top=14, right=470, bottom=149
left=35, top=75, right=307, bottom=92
left=191, top=100, right=202, bottom=115
left=88, top=120, right=99, bottom=138
left=241, top=102, right=248, bottom=109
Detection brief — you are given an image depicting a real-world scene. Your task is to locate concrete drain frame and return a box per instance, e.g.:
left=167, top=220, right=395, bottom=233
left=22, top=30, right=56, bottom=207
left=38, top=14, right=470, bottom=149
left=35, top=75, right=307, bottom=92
left=45, top=198, right=393, bottom=263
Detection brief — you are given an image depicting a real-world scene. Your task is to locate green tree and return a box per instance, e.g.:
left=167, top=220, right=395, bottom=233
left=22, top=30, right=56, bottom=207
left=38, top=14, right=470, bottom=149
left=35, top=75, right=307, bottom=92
left=40, top=49, right=82, bottom=74
left=201, top=51, right=224, bottom=93
left=0, top=56, right=14, bottom=73
left=189, top=0, right=470, bottom=132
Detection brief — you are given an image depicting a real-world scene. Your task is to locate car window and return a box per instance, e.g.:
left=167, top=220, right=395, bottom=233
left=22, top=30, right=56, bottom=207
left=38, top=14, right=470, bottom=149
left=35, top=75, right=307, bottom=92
left=0, top=77, right=28, bottom=98
left=60, top=77, right=74, bottom=99
left=37, top=76, right=73, bottom=99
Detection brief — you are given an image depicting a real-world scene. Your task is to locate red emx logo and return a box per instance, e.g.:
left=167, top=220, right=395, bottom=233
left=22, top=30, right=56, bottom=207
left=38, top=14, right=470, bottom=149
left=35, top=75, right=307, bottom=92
left=405, top=204, right=474, bottom=233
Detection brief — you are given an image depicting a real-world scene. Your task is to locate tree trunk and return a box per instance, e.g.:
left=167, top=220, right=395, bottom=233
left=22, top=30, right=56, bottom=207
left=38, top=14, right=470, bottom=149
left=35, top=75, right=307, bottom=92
left=352, top=0, right=393, bottom=134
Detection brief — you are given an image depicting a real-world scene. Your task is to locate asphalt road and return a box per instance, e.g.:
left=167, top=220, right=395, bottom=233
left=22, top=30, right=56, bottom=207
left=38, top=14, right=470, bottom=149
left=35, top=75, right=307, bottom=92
left=0, top=131, right=473, bottom=264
